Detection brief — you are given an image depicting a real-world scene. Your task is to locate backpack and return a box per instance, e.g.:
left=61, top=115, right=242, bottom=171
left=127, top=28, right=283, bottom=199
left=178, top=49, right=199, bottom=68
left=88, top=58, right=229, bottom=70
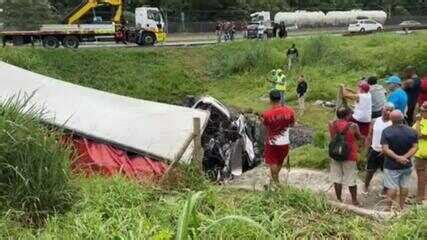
left=328, top=122, right=350, bottom=162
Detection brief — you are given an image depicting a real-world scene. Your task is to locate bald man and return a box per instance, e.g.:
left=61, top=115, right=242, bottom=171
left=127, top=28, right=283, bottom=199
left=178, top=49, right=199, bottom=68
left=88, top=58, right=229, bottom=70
left=381, top=110, right=418, bottom=210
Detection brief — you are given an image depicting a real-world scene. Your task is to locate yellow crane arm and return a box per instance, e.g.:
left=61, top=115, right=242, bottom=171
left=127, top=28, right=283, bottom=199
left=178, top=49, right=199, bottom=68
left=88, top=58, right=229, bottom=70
left=65, top=0, right=124, bottom=24
left=112, top=2, right=123, bottom=24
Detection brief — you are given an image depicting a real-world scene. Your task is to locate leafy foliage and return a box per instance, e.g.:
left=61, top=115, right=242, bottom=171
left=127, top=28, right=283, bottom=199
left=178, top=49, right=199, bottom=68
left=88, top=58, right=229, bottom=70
left=0, top=0, right=58, bottom=30
left=1, top=0, right=425, bottom=29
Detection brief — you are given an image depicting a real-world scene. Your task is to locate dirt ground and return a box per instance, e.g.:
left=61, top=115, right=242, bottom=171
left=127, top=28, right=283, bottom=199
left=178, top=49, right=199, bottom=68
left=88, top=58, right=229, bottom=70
left=229, top=164, right=418, bottom=214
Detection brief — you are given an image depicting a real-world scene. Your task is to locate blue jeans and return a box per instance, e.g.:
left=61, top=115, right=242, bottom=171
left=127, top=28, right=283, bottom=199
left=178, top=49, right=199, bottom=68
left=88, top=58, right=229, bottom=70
left=384, top=168, right=412, bottom=190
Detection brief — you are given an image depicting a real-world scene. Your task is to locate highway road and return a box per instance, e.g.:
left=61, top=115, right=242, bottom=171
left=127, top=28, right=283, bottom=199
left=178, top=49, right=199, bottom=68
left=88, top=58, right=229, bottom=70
left=79, top=26, right=427, bottom=49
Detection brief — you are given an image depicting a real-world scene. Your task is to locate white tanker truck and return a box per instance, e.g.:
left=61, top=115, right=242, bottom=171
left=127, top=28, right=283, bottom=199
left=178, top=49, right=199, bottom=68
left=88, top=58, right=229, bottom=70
left=245, top=10, right=387, bottom=38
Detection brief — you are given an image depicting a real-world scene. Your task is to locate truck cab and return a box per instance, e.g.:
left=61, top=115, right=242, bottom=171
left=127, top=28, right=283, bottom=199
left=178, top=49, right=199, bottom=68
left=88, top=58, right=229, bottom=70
left=0, top=2, right=166, bottom=48
left=134, top=7, right=166, bottom=44
left=245, top=11, right=273, bottom=39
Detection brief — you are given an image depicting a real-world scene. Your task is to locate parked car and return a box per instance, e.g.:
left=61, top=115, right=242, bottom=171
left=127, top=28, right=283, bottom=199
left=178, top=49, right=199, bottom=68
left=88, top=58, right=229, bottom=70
left=348, top=19, right=383, bottom=32
left=399, top=20, right=422, bottom=27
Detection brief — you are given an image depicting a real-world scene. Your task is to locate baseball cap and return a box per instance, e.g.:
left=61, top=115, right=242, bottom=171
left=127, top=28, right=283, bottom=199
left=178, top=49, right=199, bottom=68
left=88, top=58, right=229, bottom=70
left=385, top=75, right=401, bottom=85
left=358, top=82, right=370, bottom=92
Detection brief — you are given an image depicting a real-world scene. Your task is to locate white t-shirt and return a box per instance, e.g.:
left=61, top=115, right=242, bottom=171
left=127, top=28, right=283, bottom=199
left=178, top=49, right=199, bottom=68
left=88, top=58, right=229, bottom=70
left=352, top=93, right=372, bottom=123
left=371, top=117, right=392, bottom=152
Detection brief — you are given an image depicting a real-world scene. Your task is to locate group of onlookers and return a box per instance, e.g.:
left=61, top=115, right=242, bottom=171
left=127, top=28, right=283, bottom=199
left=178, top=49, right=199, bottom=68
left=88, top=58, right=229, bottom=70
left=215, top=21, right=236, bottom=42
left=261, top=65, right=426, bottom=211
left=333, top=66, right=427, bottom=210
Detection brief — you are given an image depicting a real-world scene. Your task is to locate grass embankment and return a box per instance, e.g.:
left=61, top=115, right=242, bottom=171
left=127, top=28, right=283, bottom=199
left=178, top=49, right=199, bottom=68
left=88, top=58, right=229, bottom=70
left=1, top=33, right=426, bottom=169
left=0, top=33, right=427, bottom=239
left=4, top=32, right=426, bottom=169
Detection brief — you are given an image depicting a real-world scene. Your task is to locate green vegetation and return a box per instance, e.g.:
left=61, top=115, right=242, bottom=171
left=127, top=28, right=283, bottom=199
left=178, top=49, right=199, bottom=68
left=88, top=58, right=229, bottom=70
left=0, top=33, right=427, bottom=239
left=1, top=32, right=426, bottom=109
left=0, top=97, right=76, bottom=225
left=1, top=175, right=426, bottom=239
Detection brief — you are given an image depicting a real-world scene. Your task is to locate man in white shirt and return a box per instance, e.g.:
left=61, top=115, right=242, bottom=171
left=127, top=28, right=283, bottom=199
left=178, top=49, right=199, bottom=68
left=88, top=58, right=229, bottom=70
left=363, top=103, right=395, bottom=194
left=343, top=82, right=372, bottom=137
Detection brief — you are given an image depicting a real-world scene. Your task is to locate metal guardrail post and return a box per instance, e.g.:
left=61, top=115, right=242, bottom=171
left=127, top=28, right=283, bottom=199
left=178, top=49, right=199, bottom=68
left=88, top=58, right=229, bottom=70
left=192, top=117, right=203, bottom=173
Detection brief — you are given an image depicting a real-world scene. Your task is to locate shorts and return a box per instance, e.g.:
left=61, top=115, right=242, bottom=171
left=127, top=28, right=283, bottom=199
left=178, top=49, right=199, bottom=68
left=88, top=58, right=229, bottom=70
left=366, top=147, right=384, bottom=171
left=330, top=160, right=357, bottom=186
left=383, top=168, right=412, bottom=190
left=264, top=144, right=289, bottom=166
left=350, top=117, right=370, bottom=137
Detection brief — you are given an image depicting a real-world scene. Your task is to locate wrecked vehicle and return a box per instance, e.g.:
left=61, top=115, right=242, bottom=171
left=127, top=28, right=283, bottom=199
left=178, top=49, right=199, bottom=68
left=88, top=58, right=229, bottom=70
left=184, top=96, right=264, bottom=181
left=184, top=96, right=314, bottom=181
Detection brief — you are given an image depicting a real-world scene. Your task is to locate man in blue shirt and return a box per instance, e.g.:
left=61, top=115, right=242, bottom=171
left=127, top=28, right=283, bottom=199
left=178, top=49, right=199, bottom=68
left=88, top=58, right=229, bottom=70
left=386, top=76, right=408, bottom=115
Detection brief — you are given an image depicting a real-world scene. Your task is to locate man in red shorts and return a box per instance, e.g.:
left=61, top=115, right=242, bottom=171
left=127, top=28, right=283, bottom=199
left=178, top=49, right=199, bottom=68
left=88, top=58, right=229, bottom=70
left=262, top=90, right=295, bottom=185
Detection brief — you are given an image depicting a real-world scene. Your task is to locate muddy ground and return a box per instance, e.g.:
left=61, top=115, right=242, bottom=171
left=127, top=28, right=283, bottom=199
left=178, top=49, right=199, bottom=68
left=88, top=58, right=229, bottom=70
left=229, top=164, right=417, bottom=213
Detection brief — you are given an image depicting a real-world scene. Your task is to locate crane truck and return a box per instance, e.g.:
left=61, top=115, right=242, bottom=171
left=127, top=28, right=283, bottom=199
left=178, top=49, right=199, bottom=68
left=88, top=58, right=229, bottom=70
left=0, top=0, right=166, bottom=48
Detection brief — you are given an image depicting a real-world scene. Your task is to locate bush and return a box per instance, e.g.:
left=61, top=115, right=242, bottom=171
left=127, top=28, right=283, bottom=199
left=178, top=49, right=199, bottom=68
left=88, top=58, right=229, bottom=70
left=0, top=97, right=76, bottom=225
left=209, top=43, right=280, bottom=79
left=301, top=36, right=341, bottom=66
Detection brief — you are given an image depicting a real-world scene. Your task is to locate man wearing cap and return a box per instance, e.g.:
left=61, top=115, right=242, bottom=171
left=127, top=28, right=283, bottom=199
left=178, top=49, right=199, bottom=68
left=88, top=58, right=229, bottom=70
left=343, top=82, right=372, bottom=137
left=363, top=103, right=394, bottom=195
left=386, top=75, right=408, bottom=115
left=403, top=66, right=421, bottom=126
left=381, top=110, right=418, bottom=210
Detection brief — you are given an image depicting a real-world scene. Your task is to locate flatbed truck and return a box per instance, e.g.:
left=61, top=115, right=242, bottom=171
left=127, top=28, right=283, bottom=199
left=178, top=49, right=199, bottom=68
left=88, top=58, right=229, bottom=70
left=0, top=1, right=166, bottom=48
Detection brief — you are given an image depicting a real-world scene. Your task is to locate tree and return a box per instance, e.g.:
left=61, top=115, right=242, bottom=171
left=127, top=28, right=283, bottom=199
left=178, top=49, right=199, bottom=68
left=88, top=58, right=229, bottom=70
left=1, top=0, right=58, bottom=30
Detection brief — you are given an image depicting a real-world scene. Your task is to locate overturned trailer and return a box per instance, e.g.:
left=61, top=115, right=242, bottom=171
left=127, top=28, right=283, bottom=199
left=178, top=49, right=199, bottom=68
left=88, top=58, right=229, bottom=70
left=0, top=62, right=311, bottom=182
left=0, top=62, right=209, bottom=165
left=0, top=62, right=265, bottom=182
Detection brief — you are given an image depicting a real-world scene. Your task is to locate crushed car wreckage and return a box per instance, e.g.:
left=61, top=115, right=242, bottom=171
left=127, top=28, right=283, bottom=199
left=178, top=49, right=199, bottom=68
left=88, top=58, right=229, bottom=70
left=184, top=96, right=264, bottom=181
left=184, top=96, right=314, bottom=181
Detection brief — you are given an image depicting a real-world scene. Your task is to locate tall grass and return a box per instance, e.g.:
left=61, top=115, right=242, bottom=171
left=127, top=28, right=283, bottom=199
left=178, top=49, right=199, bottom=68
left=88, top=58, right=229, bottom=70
left=1, top=175, right=425, bottom=239
left=0, top=96, right=76, bottom=225
left=384, top=206, right=427, bottom=239
left=176, top=191, right=204, bottom=240
left=208, top=43, right=281, bottom=79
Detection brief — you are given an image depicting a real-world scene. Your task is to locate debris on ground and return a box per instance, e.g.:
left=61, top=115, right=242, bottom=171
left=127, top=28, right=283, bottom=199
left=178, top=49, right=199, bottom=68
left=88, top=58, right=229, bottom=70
left=289, top=124, right=314, bottom=148
left=314, top=100, right=336, bottom=108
